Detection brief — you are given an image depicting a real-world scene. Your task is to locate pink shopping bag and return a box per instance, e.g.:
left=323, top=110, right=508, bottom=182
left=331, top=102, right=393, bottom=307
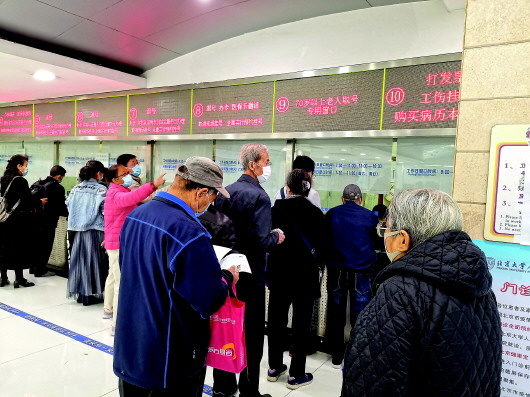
left=206, top=285, right=247, bottom=373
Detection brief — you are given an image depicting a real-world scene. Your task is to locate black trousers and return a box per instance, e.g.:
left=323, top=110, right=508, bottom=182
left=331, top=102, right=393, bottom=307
left=267, top=288, right=314, bottom=378
left=326, top=268, right=369, bottom=361
left=35, top=223, right=56, bottom=276
left=0, top=267, right=23, bottom=282
left=213, top=284, right=266, bottom=397
left=118, top=367, right=206, bottom=397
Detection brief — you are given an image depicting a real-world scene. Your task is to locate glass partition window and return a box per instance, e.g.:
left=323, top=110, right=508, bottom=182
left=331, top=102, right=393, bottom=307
left=394, top=137, right=455, bottom=194
left=215, top=140, right=288, bottom=200
left=295, top=138, right=393, bottom=211
left=58, top=141, right=150, bottom=194
left=152, top=141, right=214, bottom=186
left=25, top=142, right=56, bottom=183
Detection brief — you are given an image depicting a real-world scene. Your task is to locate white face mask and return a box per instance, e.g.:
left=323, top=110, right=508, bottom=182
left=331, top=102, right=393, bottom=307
left=384, top=230, right=402, bottom=262
left=257, top=165, right=271, bottom=184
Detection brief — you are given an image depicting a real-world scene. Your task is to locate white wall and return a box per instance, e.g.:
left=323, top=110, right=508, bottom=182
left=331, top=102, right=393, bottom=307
left=144, top=0, right=465, bottom=88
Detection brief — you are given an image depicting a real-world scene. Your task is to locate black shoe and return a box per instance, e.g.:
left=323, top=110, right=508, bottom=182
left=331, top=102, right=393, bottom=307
left=14, top=279, right=35, bottom=288
left=35, top=271, right=56, bottom=277
left=0, top=279, right=10, bottom=287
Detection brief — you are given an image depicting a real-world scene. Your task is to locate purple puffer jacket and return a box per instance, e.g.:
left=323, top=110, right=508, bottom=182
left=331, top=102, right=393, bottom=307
left=104, top=182, right=155, bottom=250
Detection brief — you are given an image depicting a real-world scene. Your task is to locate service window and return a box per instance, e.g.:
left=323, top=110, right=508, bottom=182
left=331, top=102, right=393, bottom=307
left=215, top=140, right=288, bottom=200
left=394, top=137, right=455, bottom=195
left=294, top=138, right=393, bottom=211
left=152, top=141, right=214, bottom=187
left=24, top=142, right=56, bottom=183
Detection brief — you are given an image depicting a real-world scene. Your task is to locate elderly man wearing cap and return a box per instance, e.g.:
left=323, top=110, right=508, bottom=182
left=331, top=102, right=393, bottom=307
left=113, top=157, right=239, bottom=397
left=324, top=184, right=379, bottom=369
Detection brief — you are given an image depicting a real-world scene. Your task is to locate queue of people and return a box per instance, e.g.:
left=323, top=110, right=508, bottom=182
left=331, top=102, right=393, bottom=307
left=0, top=147, right=502, bottom=397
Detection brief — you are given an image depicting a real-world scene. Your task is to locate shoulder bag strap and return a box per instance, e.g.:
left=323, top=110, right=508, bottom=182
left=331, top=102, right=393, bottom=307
left=1, top=176, right=22, bottom=214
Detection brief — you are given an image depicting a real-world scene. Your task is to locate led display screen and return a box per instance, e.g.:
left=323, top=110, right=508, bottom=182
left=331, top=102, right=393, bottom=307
left=128, top=91, right=191, bottom=135
left=191, top=82, right=274, bottom=134
left=382, top=61, right=461, bottom=129
left=0, top=105, right=32, bottom=137
left=274, top=70, right=384, bottom=132
left=34, top=101, right=75, bottom=137
left=76, top=96, right=127, bottom=136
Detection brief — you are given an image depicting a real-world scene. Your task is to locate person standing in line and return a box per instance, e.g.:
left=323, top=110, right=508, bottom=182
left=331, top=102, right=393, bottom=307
left=32, top=165, right=69, bottom=277
left=272, top=155, right=321, bottom=209
left=266, top=169, right=325, bottom=390
left=0, top=154, right=46, bottom=288
left=113, top=156, right=238, bottom=397
left=342, top=189, right=502, bottom=396
left=66, top=162, right=108, bottom=305
left=102, top=163, right=166, bottom=335
left=116, top=154, right=142, bottom=190
left=324, top=184, right=378, bottom=368
left=215, top=143, right=285, bottom=397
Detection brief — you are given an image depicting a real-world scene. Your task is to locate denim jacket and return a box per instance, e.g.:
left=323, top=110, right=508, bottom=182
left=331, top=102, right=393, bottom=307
left=66, top=178, right=106, bottom=231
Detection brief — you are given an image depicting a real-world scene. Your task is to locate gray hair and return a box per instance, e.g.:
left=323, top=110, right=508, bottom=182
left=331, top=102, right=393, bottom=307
left=239, top=143, right=268, bottom=170
left=387, top=189, right=463, bottom=248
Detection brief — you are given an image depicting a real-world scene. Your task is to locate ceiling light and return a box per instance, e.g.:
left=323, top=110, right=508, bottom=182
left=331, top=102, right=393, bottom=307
left=33, top=70, right=56, bottom=81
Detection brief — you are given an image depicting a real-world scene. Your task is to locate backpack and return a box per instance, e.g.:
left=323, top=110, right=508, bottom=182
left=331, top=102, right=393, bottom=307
left=0, top=176, right=21, bottom=223
left=30, top=179, right=55, bottom=200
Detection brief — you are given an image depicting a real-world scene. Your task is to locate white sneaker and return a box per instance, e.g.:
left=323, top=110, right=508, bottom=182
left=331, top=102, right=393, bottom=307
left=110, top=326, right=115, bottom=337
left=102, top=311, right=113, bottom=319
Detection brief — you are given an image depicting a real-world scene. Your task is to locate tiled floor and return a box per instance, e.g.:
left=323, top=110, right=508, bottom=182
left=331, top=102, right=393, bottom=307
left=0, top=271, right=342, bottom=397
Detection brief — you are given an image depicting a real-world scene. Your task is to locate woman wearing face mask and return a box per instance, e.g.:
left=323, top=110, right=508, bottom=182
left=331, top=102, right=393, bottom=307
left=0, top=154, right=46, bottom=288
left=341, top=189, right=502, bottom=397
left=66, top=163, right=108, bottom=305
left=116, top=153, right=142, bottom=190
left=102, top=164, right=166, bottom=335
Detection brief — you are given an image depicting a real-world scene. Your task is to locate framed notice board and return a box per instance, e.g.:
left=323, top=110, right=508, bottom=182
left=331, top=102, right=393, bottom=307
left=484, top=124, right=530, bottom=242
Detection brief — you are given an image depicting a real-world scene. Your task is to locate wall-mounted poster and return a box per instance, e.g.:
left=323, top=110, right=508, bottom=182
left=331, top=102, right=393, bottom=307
left=484, top=124, right=530, bottom=243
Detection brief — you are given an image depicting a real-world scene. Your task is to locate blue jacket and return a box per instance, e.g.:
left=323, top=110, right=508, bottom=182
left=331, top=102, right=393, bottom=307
left=113, top=192, right=230, bottom=389
left=216, top=174, right=278, bottom=283
left=66, top=179, right=106, bottom=231
left=325, top=201, right=378, bottom=272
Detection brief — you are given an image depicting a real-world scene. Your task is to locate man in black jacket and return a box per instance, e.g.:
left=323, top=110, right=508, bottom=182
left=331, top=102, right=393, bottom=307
left=216, top=143, right=285, bottom=397
left=32, top=165, right=68, bottom=277
left=342, top=189, right=502, bottom=397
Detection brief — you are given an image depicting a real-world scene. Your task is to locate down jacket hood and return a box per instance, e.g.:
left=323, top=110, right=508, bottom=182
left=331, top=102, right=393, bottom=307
left=375, top=230, right=491, bottom=299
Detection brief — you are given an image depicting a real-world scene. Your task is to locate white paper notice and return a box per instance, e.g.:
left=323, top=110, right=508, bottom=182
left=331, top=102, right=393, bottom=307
left=212, top=245, right=252, bottom=274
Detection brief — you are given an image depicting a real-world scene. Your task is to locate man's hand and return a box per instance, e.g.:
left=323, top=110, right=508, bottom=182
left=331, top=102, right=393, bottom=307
left=153, top=173, right=167, bottom=189
left=41, top=198, right=48, bottom=206
left=227, top=265, right=240, bottom=284
left=276, top=230, right=285, bottom=244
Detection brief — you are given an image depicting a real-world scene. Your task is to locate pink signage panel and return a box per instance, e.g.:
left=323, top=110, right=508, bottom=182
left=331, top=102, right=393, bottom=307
left=191, top=83, right=274, bottom=134
left=382, top=61, right=461, bottom=129
left=0, top=105, right=33, bottom=137
left=76, top=96, right=127, bottom=136
left=34, top=101, right=75, bottom=136
left=128, top=90, right=191, bottom=135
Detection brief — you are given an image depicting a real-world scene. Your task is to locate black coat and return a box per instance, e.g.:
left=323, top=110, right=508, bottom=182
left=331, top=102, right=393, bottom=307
left=0, top=176, right=41, bottom=268
left=342, top=230, right=502, bottom=397
left=267, top=196, right=325, bottom=298
left=216, top=174, right=278, bottom=284
left=33, top=176, right=68, bottom=227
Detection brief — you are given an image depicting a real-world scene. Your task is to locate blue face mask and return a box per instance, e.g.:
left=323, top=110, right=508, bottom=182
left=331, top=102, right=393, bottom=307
left=195, top=192, right=211, bottom=217
left=196, top=203, right=210, bottom=217
left=22, top=168, right=28, bottom=176
left=131, top=164, right=141, bottom=177
left=122, top=174, right=133, bottom=188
